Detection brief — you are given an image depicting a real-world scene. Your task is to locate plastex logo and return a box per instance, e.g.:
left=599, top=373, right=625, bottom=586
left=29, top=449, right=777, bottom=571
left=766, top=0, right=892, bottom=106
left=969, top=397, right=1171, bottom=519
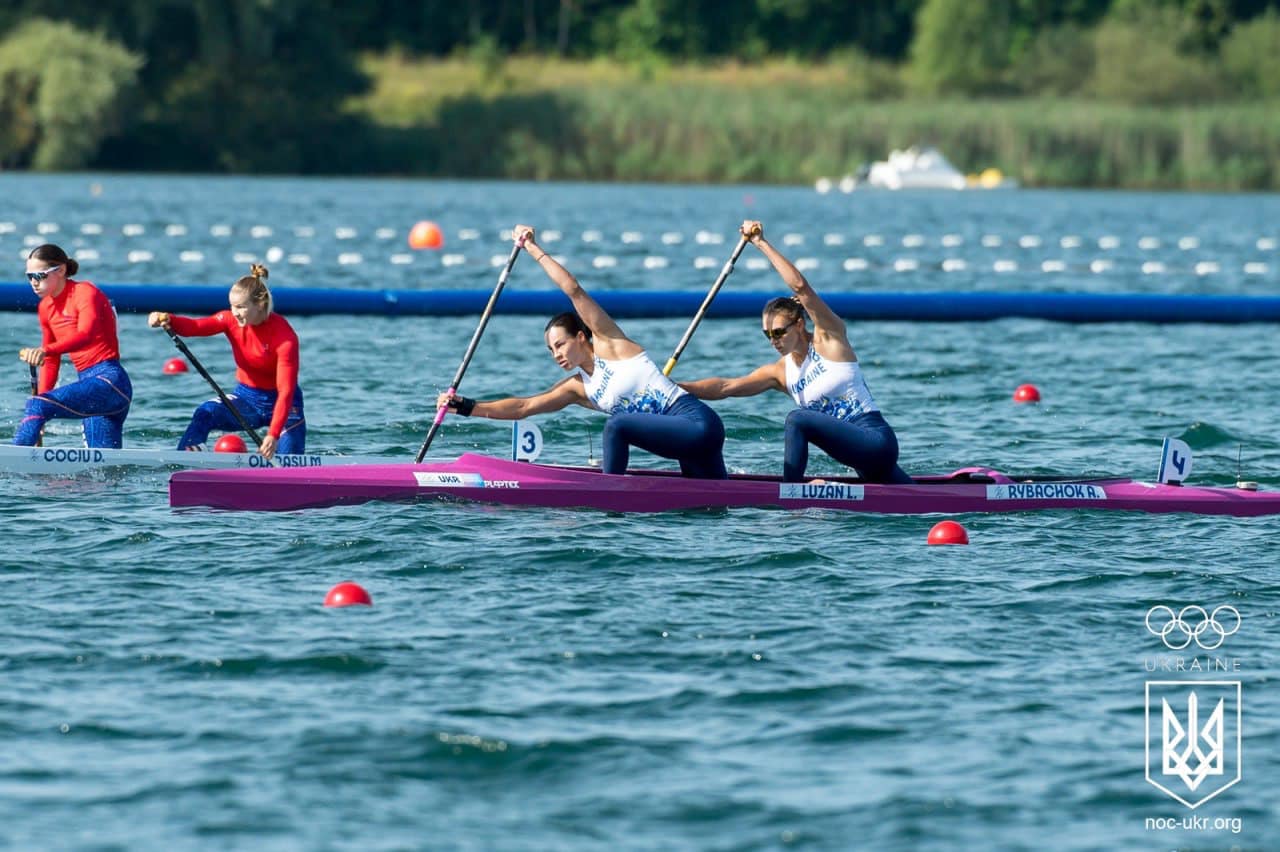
left=1145, top=605, right=1240, bottom=651
left=1145, top=680, right=1241, bottom=809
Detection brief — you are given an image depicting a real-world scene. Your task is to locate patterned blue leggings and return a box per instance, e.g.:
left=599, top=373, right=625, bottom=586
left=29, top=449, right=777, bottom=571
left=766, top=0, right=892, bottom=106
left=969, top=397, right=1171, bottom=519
left=602, top=394, right=727, bottom=479
left=178, top=383, right=306, bottom=454
left=783, top=408, right=913, bottom=483
left=14, top=360, right=133, bottom=449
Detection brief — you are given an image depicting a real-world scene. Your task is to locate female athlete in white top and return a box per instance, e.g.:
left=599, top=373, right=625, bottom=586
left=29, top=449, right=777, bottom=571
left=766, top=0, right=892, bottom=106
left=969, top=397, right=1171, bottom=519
left=681, top=220, right=912, bottom=484
left=438, top=225, right=726, bottom=479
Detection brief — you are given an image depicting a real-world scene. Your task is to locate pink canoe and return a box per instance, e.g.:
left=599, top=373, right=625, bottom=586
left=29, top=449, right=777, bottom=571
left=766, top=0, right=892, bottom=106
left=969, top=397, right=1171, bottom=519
left=168, top=452, right=1280, bottom=516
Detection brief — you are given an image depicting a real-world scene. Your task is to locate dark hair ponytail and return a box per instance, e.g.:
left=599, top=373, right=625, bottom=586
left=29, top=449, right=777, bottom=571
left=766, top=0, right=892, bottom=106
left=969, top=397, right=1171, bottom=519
left=544, top=311, right=592, bottom=341
left=28, top=243, right=79, bottom=276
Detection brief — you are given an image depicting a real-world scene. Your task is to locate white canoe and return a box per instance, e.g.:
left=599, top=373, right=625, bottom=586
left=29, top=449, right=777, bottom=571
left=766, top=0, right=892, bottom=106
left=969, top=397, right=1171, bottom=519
left=0, top=445, right=400, bottom=475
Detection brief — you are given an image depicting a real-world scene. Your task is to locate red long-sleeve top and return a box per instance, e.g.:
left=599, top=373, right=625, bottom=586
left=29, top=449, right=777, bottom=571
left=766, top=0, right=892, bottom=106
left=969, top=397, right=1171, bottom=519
left=169, top=311, right=300, bottom=439
left=36, top=279, right=121, bottom=393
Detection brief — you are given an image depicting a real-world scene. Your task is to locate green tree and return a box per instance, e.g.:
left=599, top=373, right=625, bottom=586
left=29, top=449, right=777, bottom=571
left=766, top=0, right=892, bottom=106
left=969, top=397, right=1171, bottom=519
left=0, top=0, right=368, bottom=172
left=909, top=0, right=1015, bottom=94
left=1221, top=8, right=1280, bottom=96
left=123, top=0, right=368, bottom=172
left=749, top=0, right=922, bottom=59
left=0, top=18, right=141, bottom=169
left=1005, top=0, right=1112, bottom=63
left=1091, top=3, right=1227, bottom=103
left=605, top=0, right=675, bottom=62
left=1005, top=24, right=1095, bottom=95
left=1109, top=0, right=1234, bottom=50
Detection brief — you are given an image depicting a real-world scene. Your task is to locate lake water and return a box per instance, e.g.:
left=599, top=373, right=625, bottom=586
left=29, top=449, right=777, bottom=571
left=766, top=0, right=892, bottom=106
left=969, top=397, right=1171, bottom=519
left=1, top=175, right=1277, bottom=850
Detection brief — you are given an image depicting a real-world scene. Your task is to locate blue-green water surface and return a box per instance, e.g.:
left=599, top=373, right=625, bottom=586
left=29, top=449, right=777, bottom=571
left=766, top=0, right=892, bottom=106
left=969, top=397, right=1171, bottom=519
left=1, top=176, right=1277, bottom=851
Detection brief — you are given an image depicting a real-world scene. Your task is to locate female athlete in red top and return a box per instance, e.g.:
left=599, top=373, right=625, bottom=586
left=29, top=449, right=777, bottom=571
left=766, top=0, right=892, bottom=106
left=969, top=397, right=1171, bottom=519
left=15, top=244, right=132, bottom=448
left=149, top=264, right=305, bottom=459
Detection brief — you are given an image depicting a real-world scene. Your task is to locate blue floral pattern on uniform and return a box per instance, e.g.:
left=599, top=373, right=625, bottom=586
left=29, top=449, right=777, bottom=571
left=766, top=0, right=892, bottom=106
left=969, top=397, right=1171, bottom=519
left=806, top=395, right=869, bottom=423
left=613, top=390, right=668, bottom=414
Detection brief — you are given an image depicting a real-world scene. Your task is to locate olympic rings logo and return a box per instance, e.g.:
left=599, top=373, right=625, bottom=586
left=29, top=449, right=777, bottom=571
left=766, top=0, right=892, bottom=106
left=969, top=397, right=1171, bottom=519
left=1145, top=605, right=1241, bottom=650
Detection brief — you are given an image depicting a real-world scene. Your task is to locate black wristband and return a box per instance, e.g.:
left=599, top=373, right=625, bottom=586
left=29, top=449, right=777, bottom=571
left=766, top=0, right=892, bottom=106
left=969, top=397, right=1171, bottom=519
left=451, top=395, right=476, bottom=417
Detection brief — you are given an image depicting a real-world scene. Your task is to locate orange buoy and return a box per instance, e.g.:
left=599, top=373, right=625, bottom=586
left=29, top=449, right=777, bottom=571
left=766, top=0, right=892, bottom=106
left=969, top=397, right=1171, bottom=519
left=213, top=434, right=248, bottom=453
left=1013, top=383, right=1041, bottom=403
left=927, top=519, right=969, bottom=545
left=325, top=582, right=372, bottom=607
left=408, top=220, right=444, bottom=250
left=163, top=357, right=188, bottom=374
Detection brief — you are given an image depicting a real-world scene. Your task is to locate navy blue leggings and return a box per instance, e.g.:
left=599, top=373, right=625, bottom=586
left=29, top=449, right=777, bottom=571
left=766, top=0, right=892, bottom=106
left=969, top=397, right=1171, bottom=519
left=602, top=394, right=727, bottom=479
left=178, top=383, right=306, bottom=454
left=783, top=408, right=913, bottom=483
left=14, top=360, right=133, bottom=448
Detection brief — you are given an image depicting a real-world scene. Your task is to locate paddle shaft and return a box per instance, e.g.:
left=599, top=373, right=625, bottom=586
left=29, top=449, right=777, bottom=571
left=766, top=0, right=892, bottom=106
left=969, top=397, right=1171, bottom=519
left=662, top=229, right=756, bottom=376
left=28, top=363, right=42, bottom=447
left=163, top=326, right=264, bottom=448
left=415, top=241, right=523, bottom=462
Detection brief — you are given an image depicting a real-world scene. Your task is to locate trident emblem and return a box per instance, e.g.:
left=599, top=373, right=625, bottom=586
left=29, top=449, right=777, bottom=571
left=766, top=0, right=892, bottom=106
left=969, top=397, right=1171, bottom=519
left=1162, top=691, right=1224, bottom=790
left=1146, top=681, right=1241, bottom=808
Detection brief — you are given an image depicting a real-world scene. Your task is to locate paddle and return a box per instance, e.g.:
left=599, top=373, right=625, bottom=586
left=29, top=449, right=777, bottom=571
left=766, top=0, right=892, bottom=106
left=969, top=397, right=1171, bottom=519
left=162, top=325, right=264, bottom=449
left=415, top=240, right=524, bottom=462
left=28, top=363, right=42, bottom=447
left=661, top=223, right=760, bottom=376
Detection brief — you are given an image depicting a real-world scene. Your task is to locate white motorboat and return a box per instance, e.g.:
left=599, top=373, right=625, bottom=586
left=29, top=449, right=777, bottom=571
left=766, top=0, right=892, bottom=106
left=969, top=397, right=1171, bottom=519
left=820, top=146, right=1017, bottom=192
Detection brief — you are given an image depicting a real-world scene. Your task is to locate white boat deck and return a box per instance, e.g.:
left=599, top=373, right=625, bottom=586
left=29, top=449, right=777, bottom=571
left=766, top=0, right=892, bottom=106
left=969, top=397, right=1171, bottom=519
left=0, top=445, right=401, bottom=475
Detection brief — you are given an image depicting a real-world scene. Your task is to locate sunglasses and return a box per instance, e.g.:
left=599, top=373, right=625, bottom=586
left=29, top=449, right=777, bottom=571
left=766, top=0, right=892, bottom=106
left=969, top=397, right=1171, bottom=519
left=762, top=318, right=798, bottom=341
left=26, top=265, right=62, bottom=283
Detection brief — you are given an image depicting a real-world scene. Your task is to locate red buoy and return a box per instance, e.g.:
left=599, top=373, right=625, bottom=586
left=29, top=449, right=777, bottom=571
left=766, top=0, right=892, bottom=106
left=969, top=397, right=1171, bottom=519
left=213, top=434, right=248, bottom=453
left=927, top=519, right=969, bottom=545
left=408, top=220, right=444, bottom=250
left=163, top=357, right=188, bottom=374
left=1013, top=383, right=1041, bottom=403
left=325, top=582, right=372, bottom=607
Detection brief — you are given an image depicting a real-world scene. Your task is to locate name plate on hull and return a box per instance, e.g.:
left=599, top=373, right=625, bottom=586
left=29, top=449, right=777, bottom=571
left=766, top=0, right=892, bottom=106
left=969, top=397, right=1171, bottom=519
left=779, top=483, right=865, bottom=501
left=986, top=483, right=1108, bottom=501
left=414, top=472, right=486, bottom=488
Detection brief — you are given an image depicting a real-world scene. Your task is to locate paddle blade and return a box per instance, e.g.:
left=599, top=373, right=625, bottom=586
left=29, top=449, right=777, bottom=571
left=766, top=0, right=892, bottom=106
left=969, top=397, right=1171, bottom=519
left=28, top=364, right=42, bottom=447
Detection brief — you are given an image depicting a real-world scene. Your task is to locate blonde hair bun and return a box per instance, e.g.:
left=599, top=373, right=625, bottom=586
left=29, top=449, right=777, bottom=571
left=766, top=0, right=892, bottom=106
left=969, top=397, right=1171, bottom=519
left=234, top=264, right=274, bottom=314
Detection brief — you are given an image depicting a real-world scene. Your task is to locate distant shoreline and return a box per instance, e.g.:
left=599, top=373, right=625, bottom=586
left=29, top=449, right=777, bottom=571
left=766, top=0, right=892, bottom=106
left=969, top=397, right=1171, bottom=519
left=325, top=56, right=1280, bottom=192
left=13, top=55, right=1279, bottom=191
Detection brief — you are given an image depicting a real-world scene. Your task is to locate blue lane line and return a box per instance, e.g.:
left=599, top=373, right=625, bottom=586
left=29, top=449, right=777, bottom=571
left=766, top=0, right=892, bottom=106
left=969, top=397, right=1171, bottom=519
left=5, top=283, right=1280, bottom=322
